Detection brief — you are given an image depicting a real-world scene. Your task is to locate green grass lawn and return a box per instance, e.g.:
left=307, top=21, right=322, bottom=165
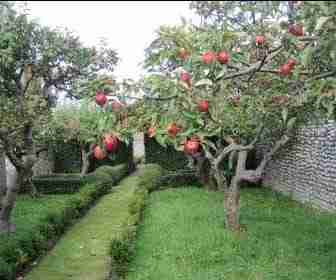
left=12, top=194, right=73, bottom=233
left=126, top=187, right=336, bottom=280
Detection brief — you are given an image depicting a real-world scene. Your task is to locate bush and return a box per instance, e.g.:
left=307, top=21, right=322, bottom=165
left=33, top=174, right=83, bottom=194
left=109, top=164, right=163, bottom=279
left=144, top=136, right=189, bottom=172
left=33, top=164, right=130, bottom=194
left=0, top=164, right=129, bottom=280
left=136, top=164, right=164, bottom=192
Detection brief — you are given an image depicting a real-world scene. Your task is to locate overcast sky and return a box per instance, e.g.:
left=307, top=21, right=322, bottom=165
left=21, top=1, right=199, bottom=81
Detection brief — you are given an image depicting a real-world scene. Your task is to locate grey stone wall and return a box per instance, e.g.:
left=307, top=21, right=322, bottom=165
left=259, top=120, right=336, bottom=212
left=33, top=150, right=55, bottom=176
left=0, top=150, right=6, bottom=190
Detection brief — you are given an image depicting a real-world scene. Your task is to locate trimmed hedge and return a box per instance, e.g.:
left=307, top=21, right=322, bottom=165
left=0, top=164, right=129, bottom=280
left=109, top=164, right=164, bottom=279
left=144, top=137, right=201, bottom=187
left=33, top=174, right=83, bottom=194
left=144, top=135, right=188, bottom=172
left=53, top=140, right=134, bottom=174
left=89, top=141, right=135, bottom=173
left=33, top=164, right=130, bottom=194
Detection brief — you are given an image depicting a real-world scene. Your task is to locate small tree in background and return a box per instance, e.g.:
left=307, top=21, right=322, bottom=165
left=45, top=78, right=133, bottom=177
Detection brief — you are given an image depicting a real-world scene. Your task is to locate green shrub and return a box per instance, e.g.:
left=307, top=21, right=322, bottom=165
left=109, top=164, right=162, bottom=279
left=33, top=174, right=84, bottom=194
left=89, top=141, right=134, bottom=172
left=0, top=258, right=14, bottom=280
left=136, top=164, right=164, bottom=192
left=33, top=164, right=130, bottom=195
left=144, top=136, right=189, bottom=171
left=110, top=227, right=136, bottom=278
left=0, top=164, right=129, bottom=280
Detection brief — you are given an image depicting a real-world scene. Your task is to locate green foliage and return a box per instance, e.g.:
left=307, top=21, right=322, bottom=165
left=126, top=187, right=336, bottom=280
left=53, top=140, right=81, bottom=173
left=110, top=227, right=137, bottom=278
left=145, top=136, right=188, bottom=172
left=109, top=164, right=164, bottom=278
left=33, top=164, right=130, bottom=194
left=89, top=141, right=135, bottom=172
left=135, top=164, right=164, bottom=192
left=32, top=174, right=84, bottom=194
left=0, top=164, right=128, bottom=280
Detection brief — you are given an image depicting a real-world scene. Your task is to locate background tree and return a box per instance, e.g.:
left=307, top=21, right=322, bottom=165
left=44, top=78, right=133, bottom=177
left=132, top=1, right=336, bottom=231
left=0, top=3, right=118, bottom=233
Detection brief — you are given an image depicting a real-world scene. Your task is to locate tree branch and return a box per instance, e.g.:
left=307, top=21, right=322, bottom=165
left=202, top=144, right=215, bottom=162
left=217, top=47, right=283, bottom=81
left=307, top=70, right=336, bottom=82
left=0, top=129, right=23, bottom=170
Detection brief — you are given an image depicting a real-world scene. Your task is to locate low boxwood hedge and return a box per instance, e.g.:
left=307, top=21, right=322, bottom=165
left=0, top=164, right=129, bottom=280
left=33, top=174, right=83, bottom=194
left=109, top=164, right=164, bottom=279
left=33, top=164, right=131, bottom=194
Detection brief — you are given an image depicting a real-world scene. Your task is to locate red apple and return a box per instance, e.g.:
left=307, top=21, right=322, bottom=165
left=201, top=51, right=216, bottom=65
left=217, top=51, right=230, bottom=64
left=184, top=139, right=200, bottom=155
left=198, top=100, right=209, bottom=113
left=94, top=146, right=106, bottom=160
left=178, top=48, right=189, bottom=61
left=95, top=91, right=107, bottom=107
left=287, top=58, right=297, bottom=69
left=279, top=63, right=292, bottom=76
left=103, top=134, right=119, bottom=153
left=288, top=24, right=304, bottom=36
left=255, top=36, right=265, bottom=46
left=147, top=127, right=156, bottom=138
left=111, top=100, right=123, bottom=111
left=180, top=72, right=191, bottom=87
left=167, top=123, right=181, bottom=138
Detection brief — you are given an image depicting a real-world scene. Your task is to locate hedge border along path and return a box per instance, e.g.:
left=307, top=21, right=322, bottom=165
left=24, top=164, right=163, bottom=280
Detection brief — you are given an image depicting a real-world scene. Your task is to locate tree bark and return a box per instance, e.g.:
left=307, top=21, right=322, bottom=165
left=224, top=176, right=241, bottom=231
left=0, top=124, right=37, bottom=233
left=80, top=144, right=94, bottom=177
left=0, top=167, right=19, bottom=233
left=80, top=147, right=90, bottom=177
left=195, top=155, right=217, bottom=191
left=0, top=149, right=6, bottom=202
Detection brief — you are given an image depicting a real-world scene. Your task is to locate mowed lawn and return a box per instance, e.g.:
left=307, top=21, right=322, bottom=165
left=126, top=187, right=336, bottom=280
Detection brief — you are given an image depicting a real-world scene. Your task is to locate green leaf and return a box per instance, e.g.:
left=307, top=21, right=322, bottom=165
left=155, top=134, right=167, bottom=148
left=327, top=102, right=334, bottom=119
left=286, top=117, right=296, bottom=132
left=282, top=108, right=288, bottom=124
left=301, top=47, right=314, bottom=67
left=315, top=16, right=330, bottom=31
left=181, top=110, right=197, bottom=121
left=194, top=79, right=213, bottom=87
left=216, top=69, right=226, bottom=80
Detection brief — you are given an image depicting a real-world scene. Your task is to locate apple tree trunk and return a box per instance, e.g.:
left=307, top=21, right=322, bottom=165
left=223, top=177, right=241, bottom=232
left=80, top=146, right=91, bottom=177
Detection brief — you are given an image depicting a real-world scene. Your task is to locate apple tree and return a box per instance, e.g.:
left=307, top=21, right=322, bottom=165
left=133, top=1, right=336, bottom=231
left=0, top=3, right=118, bottom=233
left=44, top=77, right=132, bottom=177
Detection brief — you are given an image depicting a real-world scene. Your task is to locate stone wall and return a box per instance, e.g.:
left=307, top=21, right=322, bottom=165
left=0, top=150, right=6, bottom=190
left=33, top=150, right=55, bottom=176
left=260, top=120, right=336, bottom=212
